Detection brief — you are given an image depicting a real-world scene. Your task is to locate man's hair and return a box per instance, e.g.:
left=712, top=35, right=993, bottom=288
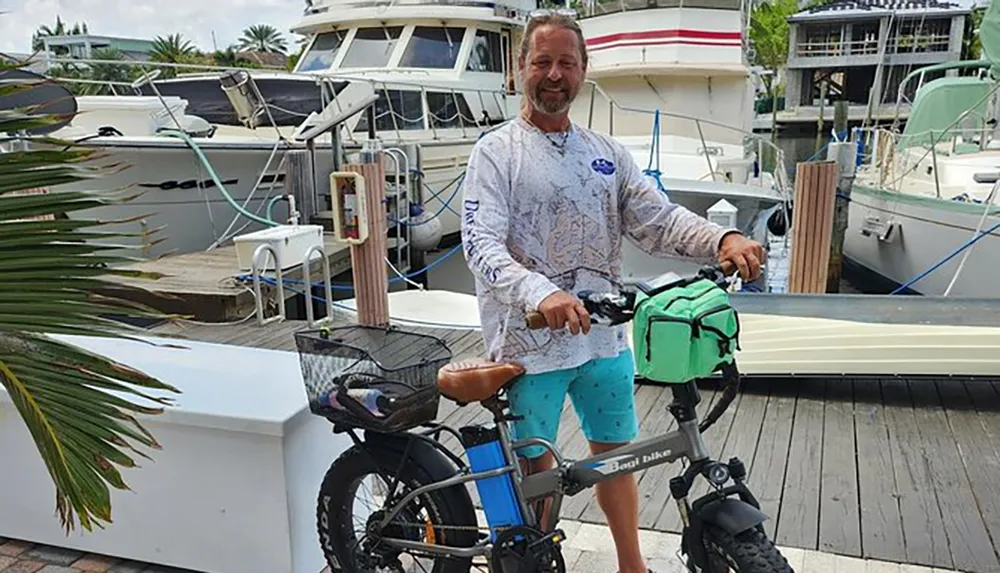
left=518, top=13, right=588, bottom=68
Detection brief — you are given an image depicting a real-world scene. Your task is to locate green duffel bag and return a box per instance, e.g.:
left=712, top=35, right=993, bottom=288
left=632, top=277, right=741, bottom=384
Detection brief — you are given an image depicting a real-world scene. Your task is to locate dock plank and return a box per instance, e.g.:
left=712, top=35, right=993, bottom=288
left=909, top=380, right=998, bottom=573
left=774, top=377, right=824, bottom=550
left=819, top=378, right=862, bottom=557
left=940, top=380, right=1000, bottom=570
left=854, top=379, right=908, bottom=564
left=749, top=380, right=797, bottom=542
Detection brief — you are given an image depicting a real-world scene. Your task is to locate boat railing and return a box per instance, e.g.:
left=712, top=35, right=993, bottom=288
left=40, top=56, right=514, bottom=145
left=852, top=125, right=1000, bottom=198
left=893, top=60, right=996, bottom=116
left=582, top=79, right=793, bottom=199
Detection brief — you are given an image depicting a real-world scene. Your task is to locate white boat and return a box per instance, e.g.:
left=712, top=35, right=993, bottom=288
left=844, top=40, right=1000, bottom=297
left=8, top=0, right=789, bottom=284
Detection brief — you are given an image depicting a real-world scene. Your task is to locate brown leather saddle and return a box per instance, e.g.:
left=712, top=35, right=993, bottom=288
left=436, top=359, right=525, bottom=405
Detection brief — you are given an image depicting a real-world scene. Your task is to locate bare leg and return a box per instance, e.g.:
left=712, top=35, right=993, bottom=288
left=590, top=440, right=647, bottom=573
left=519, top=453, right=556, bottom=530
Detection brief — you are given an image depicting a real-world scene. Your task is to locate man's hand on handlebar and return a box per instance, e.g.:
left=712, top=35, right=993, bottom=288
left=718, top=232, right=766, bottom=282
left=535, top=291, right=591, bottom=335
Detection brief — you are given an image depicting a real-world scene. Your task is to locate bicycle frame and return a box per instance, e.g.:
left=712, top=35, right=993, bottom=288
left=374, top=378, right=724, bottom=560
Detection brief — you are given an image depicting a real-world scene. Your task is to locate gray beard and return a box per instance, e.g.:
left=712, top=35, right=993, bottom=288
left=527, top=87, right=575, bottom=115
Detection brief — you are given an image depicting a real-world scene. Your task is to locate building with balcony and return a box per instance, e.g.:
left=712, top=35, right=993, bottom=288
left=40, top=34, right=156, bottom=66
left=778, top=0, right=974, bottom=126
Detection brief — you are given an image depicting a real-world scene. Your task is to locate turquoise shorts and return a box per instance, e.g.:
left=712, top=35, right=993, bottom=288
left=507, top=350, right=638, bottom=460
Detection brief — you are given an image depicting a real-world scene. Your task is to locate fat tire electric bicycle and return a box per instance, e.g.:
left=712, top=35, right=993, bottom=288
left=298, top=265, right=794, bottom=573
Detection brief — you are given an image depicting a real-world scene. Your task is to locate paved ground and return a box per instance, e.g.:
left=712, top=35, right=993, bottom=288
left=1, top=515, right=969, bottom=573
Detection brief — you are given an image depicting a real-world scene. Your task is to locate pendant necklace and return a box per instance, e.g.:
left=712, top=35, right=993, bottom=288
left=523, top=115, right=570, bottom=157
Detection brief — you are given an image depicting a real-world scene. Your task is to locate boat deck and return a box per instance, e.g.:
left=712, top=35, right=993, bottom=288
left=147, top=316, right=1000, bottom=573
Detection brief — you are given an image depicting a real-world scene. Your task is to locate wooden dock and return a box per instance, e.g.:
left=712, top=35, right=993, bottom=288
left=98, top=236, right=353, bottom=322
left=144, top=316, right=1000, bottom=572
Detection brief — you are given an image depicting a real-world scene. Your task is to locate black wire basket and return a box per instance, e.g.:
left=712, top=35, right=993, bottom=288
left=294, top=325, right=452, bottom=433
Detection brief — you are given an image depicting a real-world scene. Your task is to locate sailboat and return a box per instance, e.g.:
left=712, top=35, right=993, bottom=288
left=843, top=0, right=1000, bottom=297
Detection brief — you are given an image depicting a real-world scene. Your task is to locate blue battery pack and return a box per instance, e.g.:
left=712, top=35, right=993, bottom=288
left=461, top=426, right=524, bottom=540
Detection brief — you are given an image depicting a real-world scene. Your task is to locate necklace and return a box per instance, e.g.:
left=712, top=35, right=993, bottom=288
left=522, top=115, right=571, bottom=156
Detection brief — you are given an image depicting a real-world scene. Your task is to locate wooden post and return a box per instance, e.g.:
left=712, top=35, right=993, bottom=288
left=788, top=161, right=838, bottom=294
left=833, top=100, right=849, bottom=138
left=346, top=148, right=390, bottom=327
left=825, top=141, right=857, bottom=293
left=814, top=80, right=828, bottom=154
left=285, top=150, right=315, bottom=225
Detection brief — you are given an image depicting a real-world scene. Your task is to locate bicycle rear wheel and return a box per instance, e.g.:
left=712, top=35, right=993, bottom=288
left=317, top=443, right=480, bottom=573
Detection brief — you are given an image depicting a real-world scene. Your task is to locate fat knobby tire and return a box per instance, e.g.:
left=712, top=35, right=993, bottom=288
left=315, top=445, right=478, bottom=573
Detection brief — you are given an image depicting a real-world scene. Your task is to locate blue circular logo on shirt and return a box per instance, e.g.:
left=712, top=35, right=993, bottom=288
left=591, top=158, right=616, bottom=175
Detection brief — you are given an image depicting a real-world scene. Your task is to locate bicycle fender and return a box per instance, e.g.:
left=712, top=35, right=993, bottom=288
left=698, top=497, right=768, bottom=535
left=683, top=498, right=768, bottom=570
left=362, top=430, right=467, bottom=484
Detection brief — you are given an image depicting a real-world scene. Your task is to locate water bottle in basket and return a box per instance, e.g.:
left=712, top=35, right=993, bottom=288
left=318, top=380, right=393, bottom=419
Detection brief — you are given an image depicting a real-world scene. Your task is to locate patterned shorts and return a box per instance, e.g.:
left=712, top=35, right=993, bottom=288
left=506, top=350, right=638, bottom=459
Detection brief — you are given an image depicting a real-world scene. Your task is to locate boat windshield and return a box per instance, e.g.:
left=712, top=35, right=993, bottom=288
left=340, top=26, right=403, bottom=68
left=298, top=30, right=348, bottom=72
left=398, top=26, right=464, bottom=69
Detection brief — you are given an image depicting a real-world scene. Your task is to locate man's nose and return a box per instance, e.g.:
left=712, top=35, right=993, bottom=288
left=546, top=66, right=563, bottom=81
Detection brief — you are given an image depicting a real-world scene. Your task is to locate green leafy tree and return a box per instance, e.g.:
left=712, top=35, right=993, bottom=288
left=149, top=34, right=198, bottom=78
left=83, top=48, right=142, bottom=95
left=0, top=61, right=181, bottom=532
left=31, top=17, right=89, bottom=55
left=749, top=0, right=799, bottom=141
left=236, top=24, right=288, bottom=54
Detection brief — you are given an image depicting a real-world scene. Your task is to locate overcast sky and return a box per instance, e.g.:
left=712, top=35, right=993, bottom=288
left=0, top=0, right=307, bottom=54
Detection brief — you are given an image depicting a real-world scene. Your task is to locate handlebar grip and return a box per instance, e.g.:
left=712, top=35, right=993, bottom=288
left=526, top=311, right=548, bottom=330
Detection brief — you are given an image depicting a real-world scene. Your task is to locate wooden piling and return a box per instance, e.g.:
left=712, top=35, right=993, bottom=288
left=826, top=141, right=857, bottom=293
left=285, top=150, right=316, bottom=225
left=788, top=161, right=838, bottom=294
left=346, top=153, right=390, bottom=327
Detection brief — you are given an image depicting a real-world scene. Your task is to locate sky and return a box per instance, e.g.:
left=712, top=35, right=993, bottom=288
left=0, top=0, right=308, bottom=54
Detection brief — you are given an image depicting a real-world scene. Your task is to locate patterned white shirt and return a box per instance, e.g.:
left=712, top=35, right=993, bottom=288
left=461, top=117, right=732, bottom=374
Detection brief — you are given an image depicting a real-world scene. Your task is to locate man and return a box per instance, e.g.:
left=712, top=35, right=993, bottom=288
left=460, top=10, right=765, bottom=573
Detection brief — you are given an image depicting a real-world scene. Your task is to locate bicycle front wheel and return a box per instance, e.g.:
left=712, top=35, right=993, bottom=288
left=317, top=443, right=480, bottom=573
left=700, top=524, right=794, bottom=573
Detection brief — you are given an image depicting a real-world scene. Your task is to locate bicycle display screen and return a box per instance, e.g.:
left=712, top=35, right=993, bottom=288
left=633, top=271, right=685, bottom=295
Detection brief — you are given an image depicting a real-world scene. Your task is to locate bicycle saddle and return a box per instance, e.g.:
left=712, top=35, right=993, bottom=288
left=437, top=359, right=525, bottom=404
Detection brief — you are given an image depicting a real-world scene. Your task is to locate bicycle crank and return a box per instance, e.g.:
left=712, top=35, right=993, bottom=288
left=489, top=526, right=567, bottom=573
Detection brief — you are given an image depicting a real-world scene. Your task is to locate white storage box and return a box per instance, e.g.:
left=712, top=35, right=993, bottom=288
left=234, top=225, right=325, bottom=272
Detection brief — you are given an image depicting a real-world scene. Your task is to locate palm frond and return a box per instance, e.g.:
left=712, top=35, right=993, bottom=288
left=0, top=69, right=183, bottom=533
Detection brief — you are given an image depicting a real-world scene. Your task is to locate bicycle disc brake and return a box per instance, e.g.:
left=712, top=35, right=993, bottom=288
left=489, top=526, right=566, bottom=573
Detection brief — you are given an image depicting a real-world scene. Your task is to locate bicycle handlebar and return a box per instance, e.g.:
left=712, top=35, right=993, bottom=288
left=525, top=263, right=738, bottom=330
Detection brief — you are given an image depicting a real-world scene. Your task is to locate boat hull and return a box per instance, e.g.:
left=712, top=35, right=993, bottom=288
left=42, top=137, right=471, bottom=258
left=843, top=183, right=1000, bottom=296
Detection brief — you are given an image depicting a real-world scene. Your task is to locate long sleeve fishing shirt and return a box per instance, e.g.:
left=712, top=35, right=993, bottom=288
left=461, top=117, right=735, bottom=375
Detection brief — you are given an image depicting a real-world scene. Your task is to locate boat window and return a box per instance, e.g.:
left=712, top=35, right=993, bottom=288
left=427, top=91, right=476, bottom=129
left=298, top=31, right=347, bottom=72
left=340, top=26, right=403, bottom=68
left=466, top=29, right=504, bottom=73
left=398, top=26, right=464, bottom=69
left=353, top=89, right=425, bottom=133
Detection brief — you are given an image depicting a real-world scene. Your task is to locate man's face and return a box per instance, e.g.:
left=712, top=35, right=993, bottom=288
left=520, top=24, right=586, bottom=116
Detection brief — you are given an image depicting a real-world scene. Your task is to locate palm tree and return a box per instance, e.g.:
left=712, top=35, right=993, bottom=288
left=148, top=33, right=198, bottom=78
left=236, top=24, right=288, bottom=54
left=31, top=17, right=89, bottom=55
left=0, top=63, right=180, bottom=533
